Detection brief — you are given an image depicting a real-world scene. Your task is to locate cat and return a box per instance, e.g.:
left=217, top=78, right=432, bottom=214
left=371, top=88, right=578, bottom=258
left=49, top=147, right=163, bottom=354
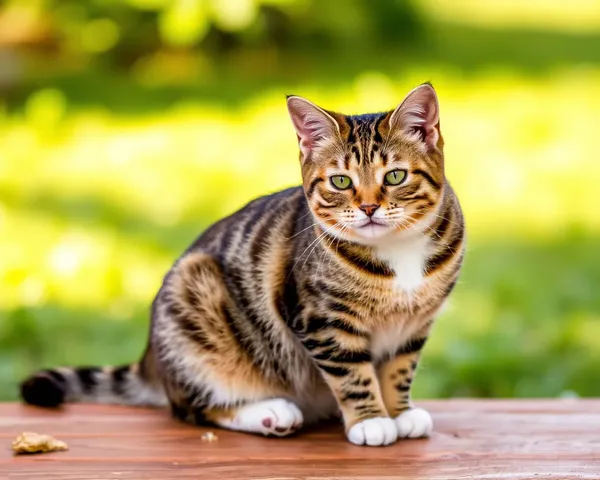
left=20, top=83, right=465, bottom=446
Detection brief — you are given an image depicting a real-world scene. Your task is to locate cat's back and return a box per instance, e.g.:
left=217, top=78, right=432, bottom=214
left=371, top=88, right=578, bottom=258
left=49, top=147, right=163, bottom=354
left=185, top=185, right=309, bottom=262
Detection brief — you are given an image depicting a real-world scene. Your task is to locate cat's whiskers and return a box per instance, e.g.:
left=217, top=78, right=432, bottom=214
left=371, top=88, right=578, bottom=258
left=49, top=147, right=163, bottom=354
left=387, top=215, right=422, bottom=239
left=336, top=221, right=354, bottom=262
left=300, top=222, right=342, bottom=270
left=314, top=228, right=333, bottom=278
left=389, top=213, right=451, bottom=247
left=315, top=218, right=355, bottom=279
left=425, top=211, right=462, bottom=228
left=287, top=223, right=338, bottom=280
left=297, top=209, right=314, bottom=222
left=383, top=213, right=414, bottom=231
left=286, top=221, right=320, bottom=240
left=317, top=225, right=345, bottom=279
left=304, top=229, right=336, bottom=274
left=310, top=214, right=355, bottom=278
left=328, top=222, right=351, bottom=273
left=386, top=213, right=410, bottom=220
left=420, top=221, right=451, bottom=247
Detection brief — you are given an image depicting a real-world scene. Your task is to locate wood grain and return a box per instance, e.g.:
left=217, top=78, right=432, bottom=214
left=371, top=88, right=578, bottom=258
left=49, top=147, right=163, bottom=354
left=2, top=400, right=600, bottom=479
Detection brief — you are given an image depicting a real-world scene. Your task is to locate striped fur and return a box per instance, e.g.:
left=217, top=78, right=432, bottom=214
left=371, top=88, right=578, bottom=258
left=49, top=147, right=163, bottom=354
left=21, top=83, right=465, bottom=446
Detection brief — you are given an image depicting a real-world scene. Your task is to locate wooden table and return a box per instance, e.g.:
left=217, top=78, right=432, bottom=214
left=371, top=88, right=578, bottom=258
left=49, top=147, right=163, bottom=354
left=1, top=400, right=599, bottom=479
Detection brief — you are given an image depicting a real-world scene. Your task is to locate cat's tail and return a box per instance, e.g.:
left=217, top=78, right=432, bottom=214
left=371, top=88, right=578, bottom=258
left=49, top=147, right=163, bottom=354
left=20, top=348, right=168, bottom=408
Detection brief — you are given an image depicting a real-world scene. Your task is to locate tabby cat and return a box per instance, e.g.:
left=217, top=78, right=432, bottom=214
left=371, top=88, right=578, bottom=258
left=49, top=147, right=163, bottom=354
left=21, top=83, right=465, bottom=446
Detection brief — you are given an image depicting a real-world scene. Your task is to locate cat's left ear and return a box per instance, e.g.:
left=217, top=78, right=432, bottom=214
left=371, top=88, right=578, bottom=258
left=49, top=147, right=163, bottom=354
left=286, top=95, right=342, bottom=160
left=389, top=83, right=441, bottom=151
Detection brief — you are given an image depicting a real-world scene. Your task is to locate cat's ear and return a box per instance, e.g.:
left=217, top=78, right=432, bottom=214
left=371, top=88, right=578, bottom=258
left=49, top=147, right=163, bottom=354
left=286, top=95, right=341, bottom=160
left=389, top=83, right=440, bottom=151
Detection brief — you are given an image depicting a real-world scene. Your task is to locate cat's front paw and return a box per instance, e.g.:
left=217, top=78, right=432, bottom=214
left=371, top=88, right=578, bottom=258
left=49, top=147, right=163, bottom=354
left=394, top=407, right=433, bottom=438
left=347, top=417, right=397, bottom=446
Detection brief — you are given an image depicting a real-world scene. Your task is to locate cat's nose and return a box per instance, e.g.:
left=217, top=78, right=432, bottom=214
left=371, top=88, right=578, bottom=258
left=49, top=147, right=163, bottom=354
left=359, top=204, right=380, bottom=217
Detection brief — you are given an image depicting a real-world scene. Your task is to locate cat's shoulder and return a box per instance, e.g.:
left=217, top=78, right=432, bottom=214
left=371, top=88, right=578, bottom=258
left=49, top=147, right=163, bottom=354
left=183, top=186, right=305, bottom=254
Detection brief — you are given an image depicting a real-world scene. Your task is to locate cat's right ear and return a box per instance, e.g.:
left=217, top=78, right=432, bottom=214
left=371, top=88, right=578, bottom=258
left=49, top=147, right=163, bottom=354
left=286, top=96, right=341, bottom=160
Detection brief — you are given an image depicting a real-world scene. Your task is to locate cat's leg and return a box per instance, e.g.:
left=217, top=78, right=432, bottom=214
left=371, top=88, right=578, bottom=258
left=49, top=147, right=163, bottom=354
left=377, top=328, right=433, bottom=439
left=155, top=252, right=303, bottom=437
left=300, top=321, right=397, bottom=446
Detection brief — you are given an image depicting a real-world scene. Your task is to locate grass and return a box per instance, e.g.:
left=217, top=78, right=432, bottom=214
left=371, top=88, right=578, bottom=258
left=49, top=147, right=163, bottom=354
left=1, top=17, right=600, bottom=401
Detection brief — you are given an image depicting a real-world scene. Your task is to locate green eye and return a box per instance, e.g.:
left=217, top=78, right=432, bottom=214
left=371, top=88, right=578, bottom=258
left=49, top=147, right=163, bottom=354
left=330, top=175, right=353, bottom=190
left=384, top=169, right=407, bottom=186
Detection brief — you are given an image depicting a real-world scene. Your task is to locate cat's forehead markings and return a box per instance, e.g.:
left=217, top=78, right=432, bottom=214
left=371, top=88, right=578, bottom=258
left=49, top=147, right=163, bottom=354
left=343, top=113, right=387, bottom=166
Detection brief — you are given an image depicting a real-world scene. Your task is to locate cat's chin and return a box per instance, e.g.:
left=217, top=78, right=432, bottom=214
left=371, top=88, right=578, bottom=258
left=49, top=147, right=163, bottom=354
left=316, top=220, right=401, bottom=245
left=351, top=223, right=396, bottom=242
left=349, top=223, right=427, bottom=247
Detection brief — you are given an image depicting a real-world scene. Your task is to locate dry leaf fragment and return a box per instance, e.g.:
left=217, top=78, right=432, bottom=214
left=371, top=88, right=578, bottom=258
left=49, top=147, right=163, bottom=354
left=201, top=431, right=218, bottom=442
left=12, top=432, right=68, bottom=455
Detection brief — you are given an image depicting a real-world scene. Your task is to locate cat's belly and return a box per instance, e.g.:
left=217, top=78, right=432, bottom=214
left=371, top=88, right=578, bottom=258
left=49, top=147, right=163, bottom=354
left=279, top=339, right=340, bottom=423
left=288, top=378, right=339, bottom=424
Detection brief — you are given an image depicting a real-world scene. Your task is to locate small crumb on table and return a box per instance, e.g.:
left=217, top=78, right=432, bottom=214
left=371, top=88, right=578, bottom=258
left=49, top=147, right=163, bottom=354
left=12, top=432, right=69, bottom=455
left=201, top=431, right=218, bottom=443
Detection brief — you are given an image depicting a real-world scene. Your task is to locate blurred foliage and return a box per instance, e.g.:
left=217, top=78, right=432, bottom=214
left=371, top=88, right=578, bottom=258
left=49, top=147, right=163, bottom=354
left=1, top=0, right=599, bottom=401
left=0, top=0, right=420, bottom=67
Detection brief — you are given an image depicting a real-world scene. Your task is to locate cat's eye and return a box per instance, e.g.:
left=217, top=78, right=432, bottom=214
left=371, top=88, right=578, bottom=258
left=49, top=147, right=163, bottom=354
left=384, top=169, right=407, bottom=186
left=330, top=175, right=353, bottom=190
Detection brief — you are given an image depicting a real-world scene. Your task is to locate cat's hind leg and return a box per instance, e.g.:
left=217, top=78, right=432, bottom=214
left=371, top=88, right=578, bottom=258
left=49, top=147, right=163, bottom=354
left=154, top=251, right=304, bottom=437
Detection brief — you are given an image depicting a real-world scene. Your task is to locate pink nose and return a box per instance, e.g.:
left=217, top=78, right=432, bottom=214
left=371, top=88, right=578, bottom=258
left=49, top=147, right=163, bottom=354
left=359, top=204, right=380, bottom=217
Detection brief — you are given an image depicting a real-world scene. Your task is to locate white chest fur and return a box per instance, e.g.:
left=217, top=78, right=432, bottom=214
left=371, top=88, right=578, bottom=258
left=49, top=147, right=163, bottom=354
left=375, top=234, right=430, bottom=294
left=370, top=321, right=420, bottom=361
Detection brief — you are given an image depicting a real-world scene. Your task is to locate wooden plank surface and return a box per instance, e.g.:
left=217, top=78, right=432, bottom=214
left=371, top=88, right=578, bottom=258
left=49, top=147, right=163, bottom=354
left=1, top=400, right=600, bottom=479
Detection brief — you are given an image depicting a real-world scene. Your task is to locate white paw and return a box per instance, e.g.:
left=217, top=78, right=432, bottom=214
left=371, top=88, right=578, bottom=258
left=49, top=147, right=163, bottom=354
left=225, top=398, right=303, bottom=437
left=395, top=407, right=433, bottom=438
left=347, top=417, right=397, bottom=446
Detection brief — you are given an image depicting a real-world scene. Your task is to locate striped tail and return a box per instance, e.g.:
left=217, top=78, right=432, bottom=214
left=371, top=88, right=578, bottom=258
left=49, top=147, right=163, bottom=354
left=20, top=352, right=167, bottom=408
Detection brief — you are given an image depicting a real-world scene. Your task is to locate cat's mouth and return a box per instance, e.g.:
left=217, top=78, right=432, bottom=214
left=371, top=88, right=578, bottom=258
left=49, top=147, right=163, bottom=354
left=355, top=218, right=388, bottom=229
left=350, top=218, right=395, bottom=240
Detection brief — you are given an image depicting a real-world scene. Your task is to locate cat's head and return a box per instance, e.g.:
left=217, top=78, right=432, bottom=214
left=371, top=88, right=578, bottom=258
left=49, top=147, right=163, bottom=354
left=287, top=83, right=445, bottom=245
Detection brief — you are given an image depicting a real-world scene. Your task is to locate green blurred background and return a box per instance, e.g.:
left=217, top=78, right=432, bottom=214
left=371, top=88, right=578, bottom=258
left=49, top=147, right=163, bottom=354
left=1, top=0, right=599, bottom=401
